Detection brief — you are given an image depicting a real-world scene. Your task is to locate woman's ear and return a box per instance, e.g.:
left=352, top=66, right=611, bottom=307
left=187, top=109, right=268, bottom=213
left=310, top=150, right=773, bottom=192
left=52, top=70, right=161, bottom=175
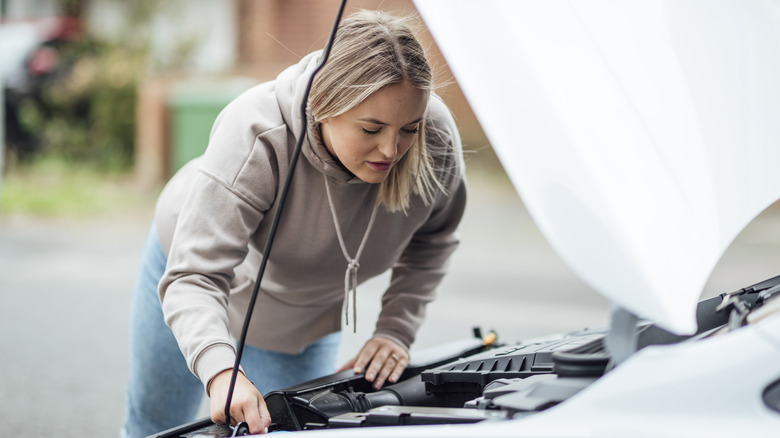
left=320, top=119, right=331, bottom=146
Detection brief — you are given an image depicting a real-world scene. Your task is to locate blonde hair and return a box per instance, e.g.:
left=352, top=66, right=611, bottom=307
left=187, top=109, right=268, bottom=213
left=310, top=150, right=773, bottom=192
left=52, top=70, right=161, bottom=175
left=309, top=9, right=443, bottom=213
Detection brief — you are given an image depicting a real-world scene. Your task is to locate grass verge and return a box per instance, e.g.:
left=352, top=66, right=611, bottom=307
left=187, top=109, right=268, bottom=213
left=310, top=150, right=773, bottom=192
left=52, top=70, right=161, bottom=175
left=0, top=158, right=156, bottom=219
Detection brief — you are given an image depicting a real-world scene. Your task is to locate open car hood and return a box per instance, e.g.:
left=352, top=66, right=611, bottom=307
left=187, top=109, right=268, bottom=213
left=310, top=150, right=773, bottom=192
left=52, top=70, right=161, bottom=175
left=414, top=0, right=780, bottom=335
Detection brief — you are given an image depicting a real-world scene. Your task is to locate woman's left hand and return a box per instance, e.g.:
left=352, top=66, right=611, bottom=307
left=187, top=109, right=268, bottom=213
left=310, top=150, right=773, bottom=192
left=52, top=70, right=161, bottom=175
left=337, top=337, right=409, bottom=390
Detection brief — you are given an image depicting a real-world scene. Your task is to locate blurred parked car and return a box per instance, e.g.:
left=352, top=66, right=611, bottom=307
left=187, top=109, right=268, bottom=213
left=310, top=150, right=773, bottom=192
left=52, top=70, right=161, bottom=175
left=1, top=16, right=81, bottom=160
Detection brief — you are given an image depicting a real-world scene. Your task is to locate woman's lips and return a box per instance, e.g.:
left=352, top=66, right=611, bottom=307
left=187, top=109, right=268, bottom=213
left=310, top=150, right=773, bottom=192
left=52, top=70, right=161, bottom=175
left=367, top=161, right=393, bottom=172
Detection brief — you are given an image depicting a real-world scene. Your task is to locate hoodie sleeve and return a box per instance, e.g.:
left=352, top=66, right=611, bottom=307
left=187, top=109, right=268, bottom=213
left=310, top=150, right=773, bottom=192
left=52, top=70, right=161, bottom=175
left=372, top=96, right=468, bottom=350
left=158, top=82, right=288, bottom=391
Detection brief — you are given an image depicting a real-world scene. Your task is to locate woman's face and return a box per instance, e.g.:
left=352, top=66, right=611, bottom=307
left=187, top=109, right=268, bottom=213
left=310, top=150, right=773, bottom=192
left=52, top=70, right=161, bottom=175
left=320, top=81, right=428, bottom=184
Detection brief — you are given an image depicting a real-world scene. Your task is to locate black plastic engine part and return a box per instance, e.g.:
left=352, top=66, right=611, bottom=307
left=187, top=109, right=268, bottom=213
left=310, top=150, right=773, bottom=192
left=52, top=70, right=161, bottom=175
left=551, top=336, right=609, bottom=377
left=635, top=276, right=776, bottom=348
left=264, top=335, right=492, bottom=431
left=266, top=374, right=441, bottom=431
left=421, top=331, right=606, bottom=407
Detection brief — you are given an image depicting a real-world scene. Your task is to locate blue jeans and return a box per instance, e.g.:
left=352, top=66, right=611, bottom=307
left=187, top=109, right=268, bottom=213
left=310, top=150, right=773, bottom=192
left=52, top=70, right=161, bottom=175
left=121, top=226, right=341, bottom=438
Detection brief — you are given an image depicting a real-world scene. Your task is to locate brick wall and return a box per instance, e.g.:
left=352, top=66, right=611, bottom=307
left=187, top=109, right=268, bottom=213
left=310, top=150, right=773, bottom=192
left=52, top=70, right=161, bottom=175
left=237, top=0, right=417, bottom=67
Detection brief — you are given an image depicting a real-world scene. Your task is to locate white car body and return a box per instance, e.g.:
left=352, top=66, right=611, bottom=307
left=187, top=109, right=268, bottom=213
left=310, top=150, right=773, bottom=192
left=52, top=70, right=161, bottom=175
left=289, top=1, right=780, bottom=436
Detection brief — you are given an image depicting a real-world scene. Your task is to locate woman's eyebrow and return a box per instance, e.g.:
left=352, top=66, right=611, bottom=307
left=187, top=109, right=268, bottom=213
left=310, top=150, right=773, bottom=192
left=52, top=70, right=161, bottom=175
left=357, top=117, right=423, bottom=126
left=357, top=117, right=387, bottom=126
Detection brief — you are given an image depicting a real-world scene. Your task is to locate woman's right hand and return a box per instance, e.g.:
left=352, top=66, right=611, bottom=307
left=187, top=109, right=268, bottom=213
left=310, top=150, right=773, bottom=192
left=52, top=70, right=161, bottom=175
left=208, top=369, right=271, bottom=434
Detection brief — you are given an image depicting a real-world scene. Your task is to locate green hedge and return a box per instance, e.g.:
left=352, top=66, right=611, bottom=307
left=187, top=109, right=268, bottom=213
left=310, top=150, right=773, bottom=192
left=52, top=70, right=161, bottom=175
left=15, top=39, right=143, bottom=172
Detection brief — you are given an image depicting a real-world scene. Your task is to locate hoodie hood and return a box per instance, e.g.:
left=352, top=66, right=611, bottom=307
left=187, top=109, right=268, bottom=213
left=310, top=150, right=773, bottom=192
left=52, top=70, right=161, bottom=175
left=274, top=51, right=365, bottom=185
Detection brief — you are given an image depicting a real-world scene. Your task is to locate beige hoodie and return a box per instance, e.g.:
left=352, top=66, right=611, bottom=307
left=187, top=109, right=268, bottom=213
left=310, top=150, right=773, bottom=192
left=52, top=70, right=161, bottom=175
left=156, top=52, right=466, bottom=390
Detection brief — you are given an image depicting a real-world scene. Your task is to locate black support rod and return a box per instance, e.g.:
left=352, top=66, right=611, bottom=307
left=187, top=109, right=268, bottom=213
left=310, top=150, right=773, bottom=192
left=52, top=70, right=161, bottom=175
left=222, top=0, right=349, bottom=430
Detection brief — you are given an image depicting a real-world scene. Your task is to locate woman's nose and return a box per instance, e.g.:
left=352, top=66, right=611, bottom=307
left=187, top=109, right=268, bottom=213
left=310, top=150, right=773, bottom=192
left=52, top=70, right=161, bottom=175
left=379, top=134, right=399, bottom=159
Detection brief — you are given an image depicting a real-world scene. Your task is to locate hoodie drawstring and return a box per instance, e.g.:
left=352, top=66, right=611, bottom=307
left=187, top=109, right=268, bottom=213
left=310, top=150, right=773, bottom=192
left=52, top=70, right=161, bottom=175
left=324, top=174, right=379, bottom=333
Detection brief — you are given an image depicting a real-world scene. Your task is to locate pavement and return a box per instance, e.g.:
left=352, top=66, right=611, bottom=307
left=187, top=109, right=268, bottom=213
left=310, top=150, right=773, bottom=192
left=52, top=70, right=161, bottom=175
left=2, top=168, right=780, bottom=437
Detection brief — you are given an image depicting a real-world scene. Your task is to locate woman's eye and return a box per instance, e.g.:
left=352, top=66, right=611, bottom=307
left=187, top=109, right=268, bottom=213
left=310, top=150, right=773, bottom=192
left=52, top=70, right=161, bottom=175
left=402, top=127, right=419, bottom=135
left=361, top=127, right=381, bottom=135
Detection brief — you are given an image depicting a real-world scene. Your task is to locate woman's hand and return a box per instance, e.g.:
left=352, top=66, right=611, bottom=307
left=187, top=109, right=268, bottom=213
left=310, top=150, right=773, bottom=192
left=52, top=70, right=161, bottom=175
left=337, top=337, right=409, bottom=390
left=208, top=369, right=271, bottom=434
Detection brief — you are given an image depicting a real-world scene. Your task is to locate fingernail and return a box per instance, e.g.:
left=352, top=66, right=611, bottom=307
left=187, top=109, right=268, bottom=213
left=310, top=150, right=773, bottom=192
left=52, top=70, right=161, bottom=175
left=366, top=373, right=374, bottom=380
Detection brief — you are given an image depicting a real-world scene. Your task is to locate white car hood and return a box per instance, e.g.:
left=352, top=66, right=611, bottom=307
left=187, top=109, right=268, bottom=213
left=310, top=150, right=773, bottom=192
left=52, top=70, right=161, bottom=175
left=413, top=0, right=780, bottom=335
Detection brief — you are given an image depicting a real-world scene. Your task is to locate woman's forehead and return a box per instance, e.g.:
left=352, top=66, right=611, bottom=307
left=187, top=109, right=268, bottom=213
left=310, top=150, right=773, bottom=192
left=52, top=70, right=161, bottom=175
left=347, top=82, right=428, bottom=124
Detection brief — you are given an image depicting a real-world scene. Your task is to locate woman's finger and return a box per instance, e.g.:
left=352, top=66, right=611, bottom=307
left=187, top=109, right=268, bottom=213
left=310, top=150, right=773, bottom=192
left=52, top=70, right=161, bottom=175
left=363, top=346, right=389, bottom=383
left=352, top=342, right=379, bottom=374
left=388, top=352, right=408, bottom=384
left=351, top=337, right=409, bottom=386
left=371, top=350, right=409, bottom=388
left=372, top=354, right=397, bottom=389
left=242, top=396, right=271, bottom=435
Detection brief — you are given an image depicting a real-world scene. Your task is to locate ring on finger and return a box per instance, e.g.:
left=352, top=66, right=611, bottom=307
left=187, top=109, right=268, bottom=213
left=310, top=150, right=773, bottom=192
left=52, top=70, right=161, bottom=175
left=391, top=353, right=399, bottom=362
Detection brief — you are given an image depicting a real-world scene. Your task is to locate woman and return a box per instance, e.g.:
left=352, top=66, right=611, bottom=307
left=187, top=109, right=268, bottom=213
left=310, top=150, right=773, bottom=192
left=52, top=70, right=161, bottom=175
left=122, top=9, right=466, bottom=437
